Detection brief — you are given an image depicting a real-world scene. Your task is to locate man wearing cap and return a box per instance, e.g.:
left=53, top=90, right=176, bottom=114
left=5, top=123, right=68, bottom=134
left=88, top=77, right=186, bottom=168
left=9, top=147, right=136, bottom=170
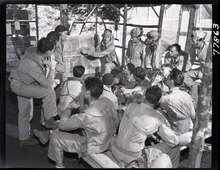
left=144, top=30, right=169, bottom=72
left=183, top=29, right=210, bottom=108
left=125, top=27, right=146, bottom=67
left=101, top=73, right=119, bottom=110
left=83, top=29, right=117, bottom=74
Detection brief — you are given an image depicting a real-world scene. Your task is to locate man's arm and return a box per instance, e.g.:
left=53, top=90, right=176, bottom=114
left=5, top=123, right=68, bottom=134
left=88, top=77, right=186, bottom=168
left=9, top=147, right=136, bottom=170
left=176, top=55, right=184, bottom=71
left=141, top=44, right=146, bottom=68
left=91, top=44, right=115, bottom=58
left=158, top=123, right=193, bottom=147
left=159, top=95, right=171, bottom=112
left=28, top=63, right=55, bottom=88
left=59, top=109, right=86, bottom=131
left=121, top=86, right=142, bottom=95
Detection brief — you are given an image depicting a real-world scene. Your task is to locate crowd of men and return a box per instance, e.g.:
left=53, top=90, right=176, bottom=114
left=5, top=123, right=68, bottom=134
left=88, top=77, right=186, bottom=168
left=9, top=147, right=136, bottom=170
left=8, top=24, right=210, bottom=168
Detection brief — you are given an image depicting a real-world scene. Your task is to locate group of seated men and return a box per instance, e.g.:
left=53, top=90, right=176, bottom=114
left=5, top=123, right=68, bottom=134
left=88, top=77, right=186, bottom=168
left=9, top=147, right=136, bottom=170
left=8, top=24, right=210, bottom=168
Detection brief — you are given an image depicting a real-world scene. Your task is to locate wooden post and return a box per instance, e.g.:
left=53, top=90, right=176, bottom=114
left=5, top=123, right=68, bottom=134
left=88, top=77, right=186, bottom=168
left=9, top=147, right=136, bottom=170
left=187, top=37, right=212, bottom=168
left=35, top=4, right=39, bottom=41
left=184, top=5, right=196, bottom=53
left=60, top=4, right=69, bottom=28
left=158, top=4, right=165, bottom=35
left=12, top=4, right=20, bottom=59
left=79, top=6, right=96, bottom=35
left=121, top=4, right=127, bottom=67
left=176, top=5, right=183, bottom=43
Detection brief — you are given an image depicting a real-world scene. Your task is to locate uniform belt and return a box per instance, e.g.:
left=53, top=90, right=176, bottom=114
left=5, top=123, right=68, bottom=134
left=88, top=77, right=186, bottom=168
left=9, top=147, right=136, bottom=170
left=113, top=142, right=142, bottom=158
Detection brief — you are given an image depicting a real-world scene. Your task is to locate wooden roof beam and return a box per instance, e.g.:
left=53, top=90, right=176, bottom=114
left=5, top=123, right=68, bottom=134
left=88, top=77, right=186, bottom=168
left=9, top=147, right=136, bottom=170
left=203, top=4, right=212, bottom=17
left=151, top=6, right=159, bottom=18
left=79, top=5, right=97, bottom=35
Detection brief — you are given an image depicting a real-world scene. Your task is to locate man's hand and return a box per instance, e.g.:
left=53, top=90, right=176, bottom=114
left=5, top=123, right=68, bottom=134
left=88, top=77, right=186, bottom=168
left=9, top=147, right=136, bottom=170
left=47, top=60, right=57, bottom=70
left=60, top=109, right=72, bottom=122
left=52, top=79, right=60, bottom=88
left=152, top=75, right=163, bottom=86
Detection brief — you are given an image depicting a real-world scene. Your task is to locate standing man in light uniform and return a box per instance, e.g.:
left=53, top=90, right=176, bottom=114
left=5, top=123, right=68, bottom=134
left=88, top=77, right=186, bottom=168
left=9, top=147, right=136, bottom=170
left=9, top=37, right=59, bottom=145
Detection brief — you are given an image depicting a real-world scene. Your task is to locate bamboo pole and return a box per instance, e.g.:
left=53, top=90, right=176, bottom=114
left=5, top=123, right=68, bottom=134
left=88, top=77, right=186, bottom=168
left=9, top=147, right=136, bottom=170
left=176, top=5, right=183, bottom=43
left=121, top=4, right=127, bottom=67
left=12, top=4, right=20, bottom=59
left=184, top=5, right=196, bottom=53
left=68, top=20, right=158, bottom=28
left=158, top=4, right=165, bottom=35
left=35, top=4, right=39, bottom=41
left=151, top=6, right=159, bottom=18
left=79, top=6, right=96, bottom=35
left=203, top=4, right=212, bottom=17
left=187, top=37, right=212, bottom=168
left=60, top=4, right=68, bottom=29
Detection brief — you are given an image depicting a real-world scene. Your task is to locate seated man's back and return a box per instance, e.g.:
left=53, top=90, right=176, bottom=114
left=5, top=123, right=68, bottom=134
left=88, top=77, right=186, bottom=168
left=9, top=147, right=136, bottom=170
left=111, top=86, right=175, bottom=168
left=116, top=103, right=162, bottom=153
left=58, top=77, right=84, bottom=114
left=81, top=97, right=118, bottom=153
left=48, top=77, right=119, bottom=168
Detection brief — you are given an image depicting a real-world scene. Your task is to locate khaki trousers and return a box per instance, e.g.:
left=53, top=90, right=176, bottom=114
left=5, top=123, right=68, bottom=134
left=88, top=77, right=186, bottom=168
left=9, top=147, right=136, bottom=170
left=10, top=79, right=57, bottom=140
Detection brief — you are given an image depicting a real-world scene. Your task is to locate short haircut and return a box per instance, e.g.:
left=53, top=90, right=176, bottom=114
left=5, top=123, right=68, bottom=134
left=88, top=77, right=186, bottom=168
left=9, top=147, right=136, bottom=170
left=84, top=77, right=103, bottom=99
left=46, top=31, right=61, bottom=45
left=169, top=43, right=181, bottom=52
left=161, top=63, right=173, bottom=70
left=127, top=63, right=135, bottom=74
left=169, top=68, right=184, bottom=86
left=133, top=67, right=146, bottom=80
left=145, top=85, right=162, bottom=105
left=37, top=37, right=54, bottom=53
left=55, top=25, right=68, bottom=33
left=73, top=65, right=85, bottom=78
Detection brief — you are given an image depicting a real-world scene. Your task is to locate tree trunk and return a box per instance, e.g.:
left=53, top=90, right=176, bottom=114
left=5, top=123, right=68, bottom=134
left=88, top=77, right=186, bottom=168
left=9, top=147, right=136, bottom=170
left=60, top=4, right=68, bottom=29
left=187, top=37, right=212, bottom=168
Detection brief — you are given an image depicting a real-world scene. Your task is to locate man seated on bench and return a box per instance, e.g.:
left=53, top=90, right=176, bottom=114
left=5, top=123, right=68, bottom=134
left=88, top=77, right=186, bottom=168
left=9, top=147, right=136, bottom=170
left=34, top=65, right=86, bottom=144
left=47, top=77, right=119, bottom=168
left=111, top=85, right=192, bottom=168
left=148, top=68, right=195, bottom=167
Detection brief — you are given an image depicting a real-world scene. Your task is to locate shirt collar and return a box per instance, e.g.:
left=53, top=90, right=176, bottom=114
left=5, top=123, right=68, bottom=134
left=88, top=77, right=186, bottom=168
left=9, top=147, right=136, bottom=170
left=170, top=87, right=179, bottom=92
left=103, top=85, right=112, bottom=92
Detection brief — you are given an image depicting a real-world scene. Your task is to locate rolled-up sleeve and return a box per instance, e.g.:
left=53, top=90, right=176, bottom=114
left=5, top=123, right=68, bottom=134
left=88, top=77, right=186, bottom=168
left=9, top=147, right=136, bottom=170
left=176, top=55, right=184, bottom=71
left=158, top=124, right=179, bottom=147
left=92, top=44, right=115, bottom=58
left=59, top=113, right=88, bottom=131
left=28, top=64, right=54, bottom=88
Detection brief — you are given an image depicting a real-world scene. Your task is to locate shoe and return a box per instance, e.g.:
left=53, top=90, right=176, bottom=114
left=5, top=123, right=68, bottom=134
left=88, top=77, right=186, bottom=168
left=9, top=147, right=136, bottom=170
left=44, top=118, right=59, bottom=129
left=55, top=165, right=65, bottom=168
left=33, top=129, right=50, bottom=144
left=20, top=138, right=39, bottom=146
left=55, top=163, right=65, bottom=168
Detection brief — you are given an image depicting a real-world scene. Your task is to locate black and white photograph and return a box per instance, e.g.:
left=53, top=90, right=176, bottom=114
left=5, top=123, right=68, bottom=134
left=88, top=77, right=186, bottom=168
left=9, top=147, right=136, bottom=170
left=0, top=2, right=218, bottom=168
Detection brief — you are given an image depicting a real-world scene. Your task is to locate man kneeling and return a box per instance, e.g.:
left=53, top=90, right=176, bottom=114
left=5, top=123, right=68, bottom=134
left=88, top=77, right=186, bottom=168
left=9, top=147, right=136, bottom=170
left=47, top=77, right=118, bottom=168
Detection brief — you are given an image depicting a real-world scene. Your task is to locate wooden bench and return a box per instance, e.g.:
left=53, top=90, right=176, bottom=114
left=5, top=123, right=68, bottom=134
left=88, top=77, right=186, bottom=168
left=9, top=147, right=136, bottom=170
left=81, top=121, right=212, bottom=168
